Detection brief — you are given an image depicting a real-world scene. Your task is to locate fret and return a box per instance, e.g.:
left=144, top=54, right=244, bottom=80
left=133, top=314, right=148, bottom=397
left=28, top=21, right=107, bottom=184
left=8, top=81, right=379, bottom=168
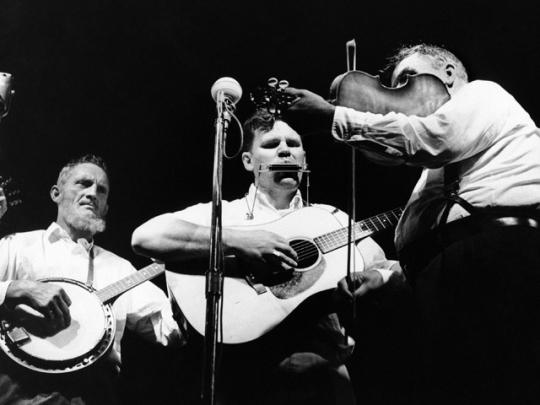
left=315, top=206, right=404, bottom=254
left=96, top=263, right=165, bottom=303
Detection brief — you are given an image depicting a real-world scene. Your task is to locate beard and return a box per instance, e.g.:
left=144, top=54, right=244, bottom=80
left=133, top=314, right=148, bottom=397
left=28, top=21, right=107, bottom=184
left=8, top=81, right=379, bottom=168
left=64, top=204, right=106, bottom=237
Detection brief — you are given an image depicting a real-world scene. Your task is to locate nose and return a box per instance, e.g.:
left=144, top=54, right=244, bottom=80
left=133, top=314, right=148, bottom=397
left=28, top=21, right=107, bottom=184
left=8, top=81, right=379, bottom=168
left=85, top=183, right=98, bottom=201
left=277, top=140, right=291, bottom=158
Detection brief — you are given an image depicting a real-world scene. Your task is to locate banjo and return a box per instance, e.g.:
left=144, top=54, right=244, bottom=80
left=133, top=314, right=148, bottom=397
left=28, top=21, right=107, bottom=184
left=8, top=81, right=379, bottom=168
left=0, top=262, right=164, bottom=373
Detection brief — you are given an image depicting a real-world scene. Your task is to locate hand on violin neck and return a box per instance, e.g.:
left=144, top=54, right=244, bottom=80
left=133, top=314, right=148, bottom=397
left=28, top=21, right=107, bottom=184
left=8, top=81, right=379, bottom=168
left=282, top=87, right=335, bottom=136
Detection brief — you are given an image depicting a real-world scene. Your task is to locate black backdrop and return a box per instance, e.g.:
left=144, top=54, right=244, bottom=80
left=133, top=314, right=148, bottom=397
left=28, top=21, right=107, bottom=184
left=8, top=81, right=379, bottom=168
left=1, top=0, right=539, bottom=403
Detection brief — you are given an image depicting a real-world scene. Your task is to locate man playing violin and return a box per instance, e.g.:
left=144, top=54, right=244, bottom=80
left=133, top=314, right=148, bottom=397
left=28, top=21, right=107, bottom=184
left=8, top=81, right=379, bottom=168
left=0, top=154, right=184, bottom=404
left=131, top=109, right=404, bottom=405
left=281, top=43, right=540, bottom=405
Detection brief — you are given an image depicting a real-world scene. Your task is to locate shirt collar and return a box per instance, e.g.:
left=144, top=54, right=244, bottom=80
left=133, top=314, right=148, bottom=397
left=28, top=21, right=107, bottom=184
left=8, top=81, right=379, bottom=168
left=246, top=183, right=304, bottom=212
left=46, top=222, right=95, bottom=252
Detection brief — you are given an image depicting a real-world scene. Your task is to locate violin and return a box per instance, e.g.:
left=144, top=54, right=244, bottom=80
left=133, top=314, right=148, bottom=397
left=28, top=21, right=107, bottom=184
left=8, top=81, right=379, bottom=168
left=328, top=38, right=450, bottom=116
left=250, top=71, right=450, bottom=121
left=328, top=70, right=450, bottom=117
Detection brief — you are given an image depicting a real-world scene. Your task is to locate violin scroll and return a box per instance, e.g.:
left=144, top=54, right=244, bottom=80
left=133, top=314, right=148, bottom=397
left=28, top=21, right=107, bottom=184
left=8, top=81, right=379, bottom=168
left=250, top=78, right=295, bottom=116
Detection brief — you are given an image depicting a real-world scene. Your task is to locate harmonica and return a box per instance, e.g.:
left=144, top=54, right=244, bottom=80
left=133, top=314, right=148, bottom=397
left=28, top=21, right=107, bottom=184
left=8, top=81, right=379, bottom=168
left=259, top=163, right=310, bottom=173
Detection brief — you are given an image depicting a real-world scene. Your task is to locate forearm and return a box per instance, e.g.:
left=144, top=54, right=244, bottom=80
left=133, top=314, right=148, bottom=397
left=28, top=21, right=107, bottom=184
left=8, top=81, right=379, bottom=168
left=132, top=214, right=214, bottom=262
left=131, top=214, right=249, bottom=263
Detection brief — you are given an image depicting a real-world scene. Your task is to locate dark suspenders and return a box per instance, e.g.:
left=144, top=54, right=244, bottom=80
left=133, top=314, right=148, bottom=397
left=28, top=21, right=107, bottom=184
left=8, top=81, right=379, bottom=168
left=440, top=162, right=477, bottom=224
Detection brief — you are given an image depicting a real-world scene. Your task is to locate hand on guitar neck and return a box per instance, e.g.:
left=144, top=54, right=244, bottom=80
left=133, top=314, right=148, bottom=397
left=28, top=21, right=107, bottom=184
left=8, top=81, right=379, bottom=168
left=0, top=176, right=23, bottom=222
left=0, top=185, right=7, bottom=220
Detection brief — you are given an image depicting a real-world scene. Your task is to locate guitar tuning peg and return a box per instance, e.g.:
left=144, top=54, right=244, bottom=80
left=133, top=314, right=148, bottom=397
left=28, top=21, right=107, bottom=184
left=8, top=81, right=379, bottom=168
left=278, top=80, right=289, bottom=91
left=267, top=78, right=278, bottom=88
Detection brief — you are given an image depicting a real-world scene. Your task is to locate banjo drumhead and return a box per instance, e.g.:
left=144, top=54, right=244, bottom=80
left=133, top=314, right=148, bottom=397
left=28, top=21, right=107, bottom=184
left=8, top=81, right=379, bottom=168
left=4, top=278, right=116, bottom=373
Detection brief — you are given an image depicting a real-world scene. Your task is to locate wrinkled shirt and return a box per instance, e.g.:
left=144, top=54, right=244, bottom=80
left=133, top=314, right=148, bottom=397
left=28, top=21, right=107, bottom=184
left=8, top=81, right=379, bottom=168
left=0, top=223, right=183, bottom=374
left=332, top=80, right=540, bottom=250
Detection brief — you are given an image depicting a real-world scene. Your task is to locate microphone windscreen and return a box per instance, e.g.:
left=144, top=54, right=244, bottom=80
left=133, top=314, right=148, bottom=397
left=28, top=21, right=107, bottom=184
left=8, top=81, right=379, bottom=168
left=211, top=77, right=242, bottom=104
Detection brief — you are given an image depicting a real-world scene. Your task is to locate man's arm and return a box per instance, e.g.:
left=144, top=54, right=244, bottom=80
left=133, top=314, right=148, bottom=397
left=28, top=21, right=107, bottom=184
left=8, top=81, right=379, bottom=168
left=131, top=213, right=298, bottom=270
left=0, top=235, right=72, bottom=333
left=4, top=280, right=72, bottom=332
left=281, top=87, right=336, bottom=135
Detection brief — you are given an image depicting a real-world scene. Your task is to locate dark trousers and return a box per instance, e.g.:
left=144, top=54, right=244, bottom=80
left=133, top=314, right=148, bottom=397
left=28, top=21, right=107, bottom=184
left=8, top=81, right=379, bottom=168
left=406, top=224, right=540, bottom=405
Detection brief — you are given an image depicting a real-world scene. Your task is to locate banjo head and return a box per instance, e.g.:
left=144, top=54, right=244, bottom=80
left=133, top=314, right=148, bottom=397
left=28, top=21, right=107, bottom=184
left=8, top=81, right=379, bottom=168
left=0, top=278, right=116, bottom=373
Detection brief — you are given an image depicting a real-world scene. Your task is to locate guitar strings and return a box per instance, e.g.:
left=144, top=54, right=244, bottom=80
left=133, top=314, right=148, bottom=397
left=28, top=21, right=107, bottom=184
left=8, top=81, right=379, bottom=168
left=291, top=207, right=405, bottom=262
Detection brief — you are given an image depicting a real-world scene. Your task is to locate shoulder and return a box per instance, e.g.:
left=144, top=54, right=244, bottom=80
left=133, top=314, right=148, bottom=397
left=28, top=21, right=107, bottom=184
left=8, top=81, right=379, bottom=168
left=0, top=229, right=46, bottom=247
left=93, top=244, right=136, bottom=273
left=458, top=80, right=510, bottom=99
left=172, top=197, right=246, bottom=225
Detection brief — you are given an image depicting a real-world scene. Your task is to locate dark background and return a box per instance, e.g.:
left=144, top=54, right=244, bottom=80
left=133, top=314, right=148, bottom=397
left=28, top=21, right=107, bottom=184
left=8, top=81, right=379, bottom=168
left=0, top=0, right=538, bottom=403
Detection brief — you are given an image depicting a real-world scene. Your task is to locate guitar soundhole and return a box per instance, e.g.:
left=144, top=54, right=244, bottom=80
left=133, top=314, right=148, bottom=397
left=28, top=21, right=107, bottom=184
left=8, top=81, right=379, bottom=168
left=268, top=238, right=324, bottom=300
left=290, top=238, right=320, bottom=271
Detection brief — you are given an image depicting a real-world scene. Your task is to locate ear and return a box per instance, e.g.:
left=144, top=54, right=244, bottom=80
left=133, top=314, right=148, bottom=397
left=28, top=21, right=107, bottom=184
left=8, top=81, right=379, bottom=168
left=444, top=64, right=456, bottom=88
left=242, top=152, right=254, bottom=172
left=50, top=185, right=61, bottom=203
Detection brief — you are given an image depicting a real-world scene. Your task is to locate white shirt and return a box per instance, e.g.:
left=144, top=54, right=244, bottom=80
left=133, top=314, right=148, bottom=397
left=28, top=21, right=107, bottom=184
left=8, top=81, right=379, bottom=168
left=0, top=223, right=183, bottom=372
left=332, top=80, right=540, bottom=250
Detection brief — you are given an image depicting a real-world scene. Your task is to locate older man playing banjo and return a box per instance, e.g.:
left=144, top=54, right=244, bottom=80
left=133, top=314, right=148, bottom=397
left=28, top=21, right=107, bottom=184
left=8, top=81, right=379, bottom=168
left=0, top=154, right=183, bottom=405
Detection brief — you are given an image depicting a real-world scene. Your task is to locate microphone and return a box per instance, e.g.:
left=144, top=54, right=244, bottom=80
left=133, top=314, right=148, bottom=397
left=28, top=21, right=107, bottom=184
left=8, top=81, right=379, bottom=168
left=0, top=72, right=14, bottom=118
left=211, top=77, right=242, bottom=105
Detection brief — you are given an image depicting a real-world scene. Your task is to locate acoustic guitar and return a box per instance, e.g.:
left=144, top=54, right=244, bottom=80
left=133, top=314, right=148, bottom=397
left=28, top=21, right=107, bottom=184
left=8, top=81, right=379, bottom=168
left=166, top=205, right=403, bottom=344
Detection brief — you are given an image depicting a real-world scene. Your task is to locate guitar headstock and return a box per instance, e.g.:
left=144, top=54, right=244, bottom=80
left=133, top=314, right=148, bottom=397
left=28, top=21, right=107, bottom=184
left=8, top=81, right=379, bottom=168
left=250, top=77, right=295, bottom=116
left=0, top=176, right=22, bottom=208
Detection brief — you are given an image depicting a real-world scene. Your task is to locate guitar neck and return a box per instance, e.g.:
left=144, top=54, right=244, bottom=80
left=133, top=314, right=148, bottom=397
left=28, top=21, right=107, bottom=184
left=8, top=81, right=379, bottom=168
left=315, top=206, right=404, bottom=254
left=96, top=262, right=165, bottom=303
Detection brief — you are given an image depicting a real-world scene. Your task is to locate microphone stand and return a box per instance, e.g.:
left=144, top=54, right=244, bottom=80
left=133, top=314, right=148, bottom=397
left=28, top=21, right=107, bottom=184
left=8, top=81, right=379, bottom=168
left=202, top=90, right=229, bottom=405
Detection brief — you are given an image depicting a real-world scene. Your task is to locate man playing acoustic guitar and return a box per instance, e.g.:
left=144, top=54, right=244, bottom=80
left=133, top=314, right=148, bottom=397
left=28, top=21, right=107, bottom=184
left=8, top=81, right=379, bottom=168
left=0, top=155, right=184, bottom=404
left=131, top=109, right=404, bottom=405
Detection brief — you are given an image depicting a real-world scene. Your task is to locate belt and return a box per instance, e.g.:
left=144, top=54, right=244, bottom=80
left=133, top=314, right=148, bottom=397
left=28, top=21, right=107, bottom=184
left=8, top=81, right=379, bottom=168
left=399, top=212, right=540, bottom=281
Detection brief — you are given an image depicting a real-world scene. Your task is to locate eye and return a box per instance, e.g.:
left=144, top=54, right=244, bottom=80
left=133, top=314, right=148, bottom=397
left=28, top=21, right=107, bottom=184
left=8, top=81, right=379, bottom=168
left=287, top=140, right=301, bottom=148
left=261, top=140, right=280, bottom=149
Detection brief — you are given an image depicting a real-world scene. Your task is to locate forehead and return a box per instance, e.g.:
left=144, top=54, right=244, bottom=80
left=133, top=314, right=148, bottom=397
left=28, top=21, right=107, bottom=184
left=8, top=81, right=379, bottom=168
left=253, top=120, right=302, bottom=144
left=66, top=163, right=109, bottom=184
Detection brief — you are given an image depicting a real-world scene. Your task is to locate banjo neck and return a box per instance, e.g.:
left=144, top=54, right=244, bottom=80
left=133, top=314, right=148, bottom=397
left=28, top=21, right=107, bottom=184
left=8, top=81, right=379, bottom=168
left=96, top=262, right=165, bottom=304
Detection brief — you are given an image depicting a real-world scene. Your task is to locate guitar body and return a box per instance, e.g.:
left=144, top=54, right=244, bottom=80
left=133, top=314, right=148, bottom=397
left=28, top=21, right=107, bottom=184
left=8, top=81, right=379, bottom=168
left=166, top=206, right=366, bottom=344
left=0, top=278, right=115, bottom=373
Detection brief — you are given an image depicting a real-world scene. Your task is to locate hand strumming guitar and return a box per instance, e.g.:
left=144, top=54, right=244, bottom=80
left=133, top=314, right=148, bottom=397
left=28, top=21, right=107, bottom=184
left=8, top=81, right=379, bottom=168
left=224, top=228, right=297, bottom=282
